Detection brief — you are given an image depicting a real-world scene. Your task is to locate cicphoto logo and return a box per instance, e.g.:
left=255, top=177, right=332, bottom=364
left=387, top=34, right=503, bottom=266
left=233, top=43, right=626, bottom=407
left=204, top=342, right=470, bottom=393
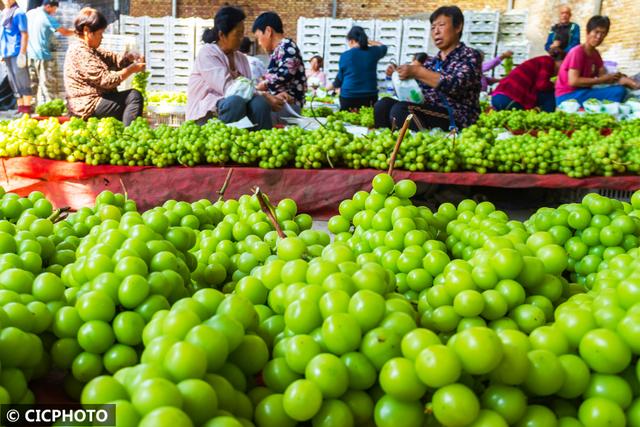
left=1, top=404, right=115, bottom=426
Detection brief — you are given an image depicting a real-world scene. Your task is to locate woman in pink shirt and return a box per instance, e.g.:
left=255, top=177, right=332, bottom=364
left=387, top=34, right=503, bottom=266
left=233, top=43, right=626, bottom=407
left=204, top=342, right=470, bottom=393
left=186, top=6, right=285, bottom=128
left=305, top=55, right=327, bottom=88
left=555, top=15, right=638, bottom=106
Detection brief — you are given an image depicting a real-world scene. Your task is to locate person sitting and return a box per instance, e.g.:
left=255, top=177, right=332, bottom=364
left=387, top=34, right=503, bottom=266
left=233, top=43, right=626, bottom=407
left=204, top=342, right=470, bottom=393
left=555, top=16, right=638, bottom=106
left=545, top=6, right=580, bottom=54
left=480, top=50, right=512, bottom=92
left=306, top=55, right=327, bottom=89
left=374, top=6, right=481, bottom=131
left=1, top=0, right=32, bottom=114
left=63, top=8, right=145, bottom=125
left=329, top=26, right=386, bottom=111
left=492, top=48, right=566, bottom=112
left=252, top=11, right=306, bottom=121
left=239, top=36, right=266, bottom=82
left=186, top=6, right=282, bottom=129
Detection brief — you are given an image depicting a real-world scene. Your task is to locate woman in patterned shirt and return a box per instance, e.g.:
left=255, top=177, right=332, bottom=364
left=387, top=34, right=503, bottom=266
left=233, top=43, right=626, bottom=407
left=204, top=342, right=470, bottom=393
left=63, top=8, right=146, bottom=125
left=374, top=6, right=482, bottom=131
left=252, top=12, right=307, bottom=123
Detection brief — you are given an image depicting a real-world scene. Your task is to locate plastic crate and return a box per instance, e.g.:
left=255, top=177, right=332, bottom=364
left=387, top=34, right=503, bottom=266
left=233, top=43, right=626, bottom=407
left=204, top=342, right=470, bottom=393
left=401, top=19, right=430, bottom=64
left=354, top=20, right=375, bottom=38
left=147, top=105, right=185, bottom=127
left=500, top=10, right=528, bottom=24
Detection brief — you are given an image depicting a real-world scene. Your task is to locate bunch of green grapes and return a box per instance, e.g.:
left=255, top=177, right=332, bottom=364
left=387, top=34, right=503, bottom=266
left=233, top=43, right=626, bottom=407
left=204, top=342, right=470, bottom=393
left=35, top=99, right=66, bottom=117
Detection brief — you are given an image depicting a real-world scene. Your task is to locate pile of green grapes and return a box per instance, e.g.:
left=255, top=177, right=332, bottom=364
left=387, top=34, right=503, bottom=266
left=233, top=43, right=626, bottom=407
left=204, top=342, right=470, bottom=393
left=1, top=110, right=639, bottom=177
left=35, top=99, right=66, bottom=117
left=0, top=175, right=640, bottom=427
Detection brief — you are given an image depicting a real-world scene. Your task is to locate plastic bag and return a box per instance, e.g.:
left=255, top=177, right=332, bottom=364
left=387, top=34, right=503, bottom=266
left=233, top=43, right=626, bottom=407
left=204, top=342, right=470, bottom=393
left=391, top=72, right=425, bottom=104
left=557, top=99, right=580, bottom=114
left=225, top=76, right=255, bottom=101
left=17, top=53, right=26, bottom=69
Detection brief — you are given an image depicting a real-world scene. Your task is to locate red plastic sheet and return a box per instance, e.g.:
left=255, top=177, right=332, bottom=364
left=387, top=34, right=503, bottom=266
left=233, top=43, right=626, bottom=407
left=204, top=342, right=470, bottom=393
left=2, top=157, right=640, bottom=219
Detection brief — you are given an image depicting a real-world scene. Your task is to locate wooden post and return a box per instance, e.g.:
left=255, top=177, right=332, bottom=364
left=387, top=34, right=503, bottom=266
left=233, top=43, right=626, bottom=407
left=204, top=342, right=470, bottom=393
left=388, top=114, right=413, bottom=176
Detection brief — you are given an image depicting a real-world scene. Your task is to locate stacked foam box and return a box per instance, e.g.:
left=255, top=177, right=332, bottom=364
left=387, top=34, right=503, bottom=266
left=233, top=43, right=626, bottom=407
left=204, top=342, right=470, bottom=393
left=323, top=19, right=353, bottom=82
left=143, top=17, right=171, bottom=91
left=494, top=10, right=530, bottom=78
left=374, top=20, right=402, bottom=90
left=297, top=17, right=327, bottom=62
left=462, top=10, right=499, bottom=58
left=354, top=20, right=375, bottom=38
left=170, top=18, right=197, bottom=92
left=400, top=20, right=430, bottom=65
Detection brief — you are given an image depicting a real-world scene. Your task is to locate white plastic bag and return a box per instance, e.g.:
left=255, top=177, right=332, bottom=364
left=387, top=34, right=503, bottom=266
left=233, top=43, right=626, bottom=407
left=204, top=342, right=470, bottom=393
left=391, top=72, right=425, bottom=104
left=225, top=76, right=255, bottom=101
left=558, top=99, right=580, bottom=114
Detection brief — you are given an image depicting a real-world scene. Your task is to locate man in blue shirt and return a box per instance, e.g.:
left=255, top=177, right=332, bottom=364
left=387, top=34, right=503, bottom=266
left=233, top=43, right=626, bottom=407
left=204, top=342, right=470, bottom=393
left=545, top=5, right=580, bottom=54
left=1, top=0, right=31, bottom=114
left=26, top=0, right=73, bottom=106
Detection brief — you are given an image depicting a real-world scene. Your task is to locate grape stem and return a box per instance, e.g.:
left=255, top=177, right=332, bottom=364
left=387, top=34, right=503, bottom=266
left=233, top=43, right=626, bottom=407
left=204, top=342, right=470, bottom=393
left=388, top=114, right=413, bottom=176
left=253, top=186, right=286, bottom=239
left=118, top=177, right=129, bottom=201
left=217, top=168, right=234, bottom=202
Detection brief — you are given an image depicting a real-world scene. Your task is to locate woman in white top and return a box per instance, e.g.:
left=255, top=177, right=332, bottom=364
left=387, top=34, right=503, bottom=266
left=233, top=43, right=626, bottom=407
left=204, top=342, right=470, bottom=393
left=305, top=55, right=327, bottom=88
left=239, top=36, right=266, bottom=81
left=186, top=6, right=284, bottom=129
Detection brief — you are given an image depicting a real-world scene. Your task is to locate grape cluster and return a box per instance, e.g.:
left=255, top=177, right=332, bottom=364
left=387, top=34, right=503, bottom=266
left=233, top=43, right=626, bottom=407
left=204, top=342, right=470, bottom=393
left=35, top=99, right=66, bottom=117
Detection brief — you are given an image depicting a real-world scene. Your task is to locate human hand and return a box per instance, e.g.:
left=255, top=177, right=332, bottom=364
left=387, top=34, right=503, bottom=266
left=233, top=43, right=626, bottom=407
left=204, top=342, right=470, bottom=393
left=500, top=50, right=513, bottom=60
left=551, top=40, right=561, bottom=48
left=124, top=51, right=143, bottom=63
left=397, top=64, right=416, bottom=80
left=385, top=63, right=397, bottom=77
left=256, top=81, right=268, bottom=91
left=276, top=91, right=293, bottom=104
left=130, top=62, right=146, bottom=73
left=264, top=93, right=285, bottom=111
left=619, top=76, right=640, bottom=89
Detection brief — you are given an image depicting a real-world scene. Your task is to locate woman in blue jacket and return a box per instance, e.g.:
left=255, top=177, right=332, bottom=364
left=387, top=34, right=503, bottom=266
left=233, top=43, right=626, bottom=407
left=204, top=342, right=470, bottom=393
left=331, top=26, right=386, bottom=111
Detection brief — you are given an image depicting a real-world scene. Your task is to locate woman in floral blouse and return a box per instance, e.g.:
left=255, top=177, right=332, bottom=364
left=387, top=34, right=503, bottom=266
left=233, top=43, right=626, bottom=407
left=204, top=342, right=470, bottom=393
left=374, top=6, right=482, bottom=131
left=63, top=8, right=146, bottom=125
left=252, top=12, right=306, bottom=123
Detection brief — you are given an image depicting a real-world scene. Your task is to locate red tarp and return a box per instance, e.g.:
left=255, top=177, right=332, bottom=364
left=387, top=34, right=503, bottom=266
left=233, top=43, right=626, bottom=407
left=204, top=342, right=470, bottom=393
left=2, top=157, right=640, bottom=219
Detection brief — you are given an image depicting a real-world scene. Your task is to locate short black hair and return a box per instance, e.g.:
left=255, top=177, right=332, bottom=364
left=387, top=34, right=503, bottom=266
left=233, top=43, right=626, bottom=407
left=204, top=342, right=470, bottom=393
left=239, top=37, right=252, bottom=54
left=252, top=12, right=283, bottom=34
left=430, top=6, right=465, bottom=31
left=43, top=0, right=60, bottom=6
left=548, top=47, right=567, bottom=61
left=74, top=7, right=108, bottom=35
left=587, top=15, right=610, bottom=33
left=413, top=52, right=428, bottom=63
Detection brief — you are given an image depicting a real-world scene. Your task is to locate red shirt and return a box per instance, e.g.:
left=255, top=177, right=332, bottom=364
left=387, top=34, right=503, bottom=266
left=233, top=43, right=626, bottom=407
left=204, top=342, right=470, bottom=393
left=555, top=45, right=604, bottom=97
left=493, top=56, right=556, bottom=109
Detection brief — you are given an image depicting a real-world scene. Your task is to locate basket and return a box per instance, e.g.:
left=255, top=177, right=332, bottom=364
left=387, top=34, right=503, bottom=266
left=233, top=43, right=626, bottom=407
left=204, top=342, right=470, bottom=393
left=146, top=105, right=186, bottom=127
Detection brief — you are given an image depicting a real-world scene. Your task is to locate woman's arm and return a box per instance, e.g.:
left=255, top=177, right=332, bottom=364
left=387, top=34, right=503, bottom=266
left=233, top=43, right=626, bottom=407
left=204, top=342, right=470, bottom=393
left=195, top=51, right=235, bottom=95
left=568, top=68, right=619, bottom=87
left=398, top=65, right=441, bottom=88
left=97, top=48, right=134, bottom=70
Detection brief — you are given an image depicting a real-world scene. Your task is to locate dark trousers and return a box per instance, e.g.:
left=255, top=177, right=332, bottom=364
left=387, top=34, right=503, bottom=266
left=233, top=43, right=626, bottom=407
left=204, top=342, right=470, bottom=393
left=374, top=97, right=453, bottom=131
left=339, top=94, right=378, bottom=111
left=491, top=91, right=556, bottom=113
left=197, top=95, right=272, bottom=130
left=93, top=89, right=144, bottom=126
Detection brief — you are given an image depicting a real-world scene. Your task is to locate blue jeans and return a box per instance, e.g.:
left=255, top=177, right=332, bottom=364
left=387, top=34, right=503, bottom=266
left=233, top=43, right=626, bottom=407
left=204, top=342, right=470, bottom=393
left=556, top=85, right=627, bottom=106
left=215, top=95, right=272, bottom=130
left=492, top=92, right=556, bottom=112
